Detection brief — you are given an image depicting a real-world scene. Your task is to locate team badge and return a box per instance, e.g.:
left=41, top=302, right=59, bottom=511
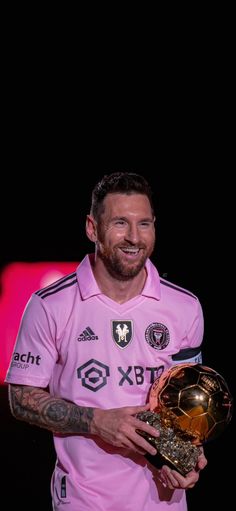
left=145, top=323, right=170, bottom=350
left=112, top=320, right=133, bottom=349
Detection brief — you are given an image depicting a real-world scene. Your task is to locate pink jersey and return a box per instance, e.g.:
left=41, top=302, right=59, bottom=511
left=5, top=255, right=204, bottom=511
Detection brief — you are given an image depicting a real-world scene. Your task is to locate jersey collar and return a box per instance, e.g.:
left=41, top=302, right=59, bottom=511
left=77, top=254, right=161, bottom=301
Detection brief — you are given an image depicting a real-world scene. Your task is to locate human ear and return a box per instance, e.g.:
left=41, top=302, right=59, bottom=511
left=86, top=215, right=97, bottom=242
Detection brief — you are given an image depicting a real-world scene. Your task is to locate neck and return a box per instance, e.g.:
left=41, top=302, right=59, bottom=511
left=92, top=259, right=147, bottom=304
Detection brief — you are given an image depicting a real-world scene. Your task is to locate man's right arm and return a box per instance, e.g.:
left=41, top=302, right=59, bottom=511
left=8, top=384, right=159, bottom=455
left=9, top=384, right=94, bottom=434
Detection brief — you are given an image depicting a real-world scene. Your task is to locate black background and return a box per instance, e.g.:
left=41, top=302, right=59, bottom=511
left=1, top=156, right=234, bottom=510
left=1, top=34, right=235, bottom=507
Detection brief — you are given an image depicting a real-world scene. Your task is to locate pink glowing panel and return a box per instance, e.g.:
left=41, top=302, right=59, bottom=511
left=0, top=262, right=77, bottom=384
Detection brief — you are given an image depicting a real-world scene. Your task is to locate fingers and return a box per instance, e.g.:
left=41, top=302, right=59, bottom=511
left=95, top=405, right=158, bottom=456
left=128, top=403, right=150, bottom=414
left=116, top=405, right=160, bottom=455
left=117, top=418, right=157, bottom=455
left=160, top=465, right=200, bottom=490
left=159, top=448, right=208, bottom=489
left=160, top=466, right=181, bottom=489
left=99, top=406, right=159, bottom=455
left=132, top=414, right=160, bottom=455
left=197, top=451, right=207, bottom=470
left=129, top=429, right=157, bottom=455
left=133, top=415, right=160, bottom=438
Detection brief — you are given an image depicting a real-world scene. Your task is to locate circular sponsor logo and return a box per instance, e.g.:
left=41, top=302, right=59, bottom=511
left=145, top=323, right=170, bottom=350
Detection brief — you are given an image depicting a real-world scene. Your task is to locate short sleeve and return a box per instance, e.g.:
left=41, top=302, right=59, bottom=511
left=5, top=294, right=58, bottom=387
left=172, top=298, right=204, bottom=364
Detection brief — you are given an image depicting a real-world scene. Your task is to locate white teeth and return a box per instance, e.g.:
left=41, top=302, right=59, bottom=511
left=122, top=248, right=139, bottom=253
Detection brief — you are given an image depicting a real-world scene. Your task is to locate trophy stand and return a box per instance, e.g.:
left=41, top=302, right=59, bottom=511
left=137, top=410, right=201, bottom=475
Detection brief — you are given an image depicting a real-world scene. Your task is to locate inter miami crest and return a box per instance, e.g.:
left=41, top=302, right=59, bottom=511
left=145, top=322, right=170, bottom=350
left=112, top=320, right=133, bottom=349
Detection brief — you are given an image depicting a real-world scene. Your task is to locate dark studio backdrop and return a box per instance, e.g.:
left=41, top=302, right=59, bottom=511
left=1, top=157, right=234, bottom=511
left=1, top=9, right=235, bottom=507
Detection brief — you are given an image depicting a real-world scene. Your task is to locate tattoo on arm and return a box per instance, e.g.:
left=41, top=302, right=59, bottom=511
left=9, top=385, right=94, bottom=434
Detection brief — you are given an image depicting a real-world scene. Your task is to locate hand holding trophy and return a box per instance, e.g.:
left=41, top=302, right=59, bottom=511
left=137, top=363, right=233, bottom=475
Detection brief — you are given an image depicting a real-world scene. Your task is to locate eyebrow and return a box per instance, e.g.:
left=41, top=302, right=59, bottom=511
left=110, top=216, right=154, bottom=222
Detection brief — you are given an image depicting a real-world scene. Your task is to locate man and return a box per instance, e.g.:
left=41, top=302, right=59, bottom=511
left=6, top=172, right=207, bottom=510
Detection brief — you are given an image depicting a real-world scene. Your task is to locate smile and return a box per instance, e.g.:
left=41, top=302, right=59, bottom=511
left=120, top=248, right=140, bottom=256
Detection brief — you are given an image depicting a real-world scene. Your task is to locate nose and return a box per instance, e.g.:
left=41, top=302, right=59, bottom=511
left=124, top=223, right=139, bottom=244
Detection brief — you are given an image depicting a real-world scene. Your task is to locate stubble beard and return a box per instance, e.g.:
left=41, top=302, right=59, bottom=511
left=98, top=244, right=154, bottom=281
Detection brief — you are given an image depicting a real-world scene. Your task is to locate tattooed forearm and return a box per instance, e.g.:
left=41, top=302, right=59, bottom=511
left=8, top=384, right=94, bottom=434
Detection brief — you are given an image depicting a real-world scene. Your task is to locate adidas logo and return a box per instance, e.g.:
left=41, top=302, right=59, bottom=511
left=77, top=327, right=99, bottom=342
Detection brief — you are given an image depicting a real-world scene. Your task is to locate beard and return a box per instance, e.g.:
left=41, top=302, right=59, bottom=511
left=97, top=243, right=154, bottom=281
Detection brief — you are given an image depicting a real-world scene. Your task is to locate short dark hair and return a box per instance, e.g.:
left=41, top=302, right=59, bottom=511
left=90, top=171, right=154, bottom=220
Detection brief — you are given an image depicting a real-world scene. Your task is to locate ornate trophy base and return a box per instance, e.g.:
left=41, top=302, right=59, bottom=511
left=137, top=410, right=201, bottom=476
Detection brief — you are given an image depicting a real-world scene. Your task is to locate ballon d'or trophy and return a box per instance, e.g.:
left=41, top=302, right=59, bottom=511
left=137, top=363, right=233, bottom=475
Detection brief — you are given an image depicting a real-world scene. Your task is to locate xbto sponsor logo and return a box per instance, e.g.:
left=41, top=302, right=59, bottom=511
left=117, top=365, right=164, bottom=385
left=77, top=359, right=110, bottom=391
left=77, top=359, right=164, bottom=391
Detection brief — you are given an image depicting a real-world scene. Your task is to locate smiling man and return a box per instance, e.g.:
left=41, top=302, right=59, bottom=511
left=86, top=191, right=156, bottom=300
left=6, top=172, right=206, bottom=511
